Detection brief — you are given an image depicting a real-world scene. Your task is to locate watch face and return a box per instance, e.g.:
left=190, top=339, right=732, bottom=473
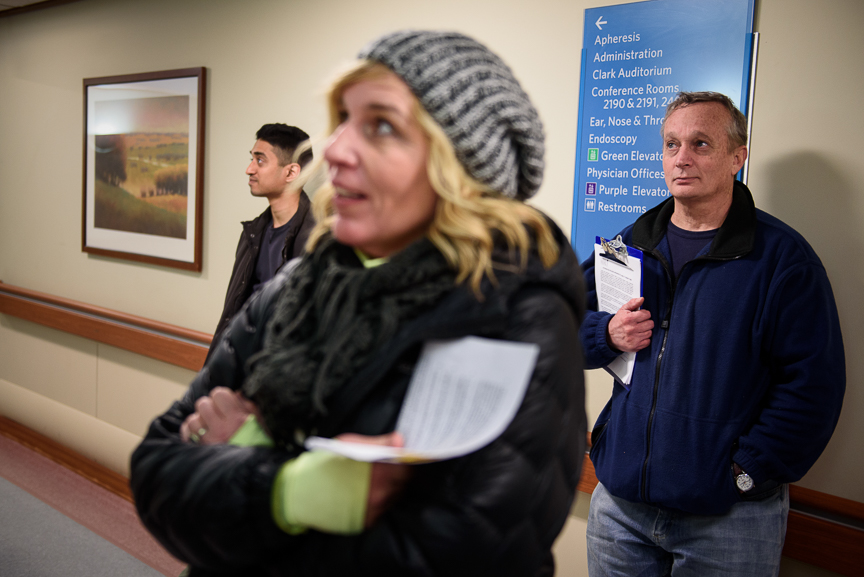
left=736, top=473, right=754, bottom=492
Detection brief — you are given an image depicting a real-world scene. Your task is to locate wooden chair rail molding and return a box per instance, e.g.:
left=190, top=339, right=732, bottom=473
left=0, top=281, right=210, bottom=371
left=0, top=282, right=862, bottom=574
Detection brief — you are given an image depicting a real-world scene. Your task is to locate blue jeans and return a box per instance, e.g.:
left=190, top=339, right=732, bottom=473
left=586, top=482, right=788, bottom=577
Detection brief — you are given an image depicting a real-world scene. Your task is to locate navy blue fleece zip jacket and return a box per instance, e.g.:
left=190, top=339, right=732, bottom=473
left=580, top=182, right=845, bottom=515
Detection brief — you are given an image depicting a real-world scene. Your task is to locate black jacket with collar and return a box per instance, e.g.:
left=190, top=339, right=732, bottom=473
left=131, top=224, right=586, bottom=577
left=207, top=191, right=315, bottom=360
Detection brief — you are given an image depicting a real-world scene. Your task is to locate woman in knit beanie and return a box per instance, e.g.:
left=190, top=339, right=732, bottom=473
left=132, top=30, right=586, bottom=577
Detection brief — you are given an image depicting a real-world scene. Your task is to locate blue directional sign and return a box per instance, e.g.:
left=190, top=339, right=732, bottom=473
left=571, top=0, right=756, bottom=261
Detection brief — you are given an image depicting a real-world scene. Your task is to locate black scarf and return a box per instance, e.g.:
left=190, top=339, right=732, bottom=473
left=242, top=235, right=457, bottom=447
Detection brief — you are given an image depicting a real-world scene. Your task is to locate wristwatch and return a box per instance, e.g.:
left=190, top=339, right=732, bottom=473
left=733, top=463, right=754, bottom=492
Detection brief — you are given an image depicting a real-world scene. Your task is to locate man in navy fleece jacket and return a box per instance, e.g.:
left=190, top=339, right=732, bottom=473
left=581, top=91, right=845, bottom=577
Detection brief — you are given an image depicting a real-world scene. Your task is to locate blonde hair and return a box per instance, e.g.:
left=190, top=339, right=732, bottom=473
left=305, top=61, right=559, bottom=294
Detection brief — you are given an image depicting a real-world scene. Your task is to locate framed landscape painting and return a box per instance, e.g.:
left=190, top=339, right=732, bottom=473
left=82, top=67, right=206, bottom=271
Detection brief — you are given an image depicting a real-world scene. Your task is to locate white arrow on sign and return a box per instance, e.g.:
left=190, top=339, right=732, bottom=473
left=596, top=16, right=607, bottom=30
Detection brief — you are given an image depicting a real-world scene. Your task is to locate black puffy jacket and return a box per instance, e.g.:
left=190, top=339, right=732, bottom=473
left=131, top=225, right=586, bottom=577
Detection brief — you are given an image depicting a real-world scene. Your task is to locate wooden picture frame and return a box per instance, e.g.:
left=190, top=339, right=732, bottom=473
left=82, top=67, right=206, bottom=271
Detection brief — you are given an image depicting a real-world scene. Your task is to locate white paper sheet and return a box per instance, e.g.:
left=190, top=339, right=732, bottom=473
left=304, top=336, right=540, bottom=463
left=594, top=241, right=643, bottom=388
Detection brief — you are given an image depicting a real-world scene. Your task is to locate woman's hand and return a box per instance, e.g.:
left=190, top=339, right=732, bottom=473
left=335, top=432, right=413, bottom=528
left=181, top=387, right=259, bottom=445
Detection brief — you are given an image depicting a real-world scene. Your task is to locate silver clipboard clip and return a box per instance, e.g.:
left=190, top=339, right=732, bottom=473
left=600, top=235, right=631, bottom=269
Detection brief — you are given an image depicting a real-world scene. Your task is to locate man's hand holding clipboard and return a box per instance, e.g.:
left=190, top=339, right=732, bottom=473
left=593, top=236, right=649, bottom=388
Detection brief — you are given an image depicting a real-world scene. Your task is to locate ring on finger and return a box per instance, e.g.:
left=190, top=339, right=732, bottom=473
left=190, top=427, right=207, bottom=444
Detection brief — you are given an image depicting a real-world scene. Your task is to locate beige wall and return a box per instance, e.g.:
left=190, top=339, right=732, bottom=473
left=1, top=0, right=861, bottom=575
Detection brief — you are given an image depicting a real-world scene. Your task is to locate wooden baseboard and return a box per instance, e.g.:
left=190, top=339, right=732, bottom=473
left=0, top=414, right=132, bottom=502
left=0, top=0, right=82, bottom=19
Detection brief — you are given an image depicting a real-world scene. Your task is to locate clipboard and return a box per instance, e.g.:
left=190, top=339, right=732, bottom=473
left=594, top=236, right=643, bottom=388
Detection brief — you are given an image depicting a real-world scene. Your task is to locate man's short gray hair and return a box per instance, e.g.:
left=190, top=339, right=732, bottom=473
left=661, top=91, right=748, bottom=150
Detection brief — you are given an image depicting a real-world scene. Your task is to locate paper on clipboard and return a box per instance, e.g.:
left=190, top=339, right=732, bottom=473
left=594, top=236, right=643, bottom=388
left=305, top=336, right=539, bottom=463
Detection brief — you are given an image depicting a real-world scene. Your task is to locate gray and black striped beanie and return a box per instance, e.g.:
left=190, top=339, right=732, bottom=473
left=358, top=30, right=545, bottom=201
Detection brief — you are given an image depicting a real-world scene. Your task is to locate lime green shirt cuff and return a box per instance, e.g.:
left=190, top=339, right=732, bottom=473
left=272, top=450, right=372, bottom=535
left=228, top=415, right=274, bottom=447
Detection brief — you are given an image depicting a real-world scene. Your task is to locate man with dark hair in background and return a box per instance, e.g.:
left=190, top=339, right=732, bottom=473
left=207, top=124, right=315, bottom=359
